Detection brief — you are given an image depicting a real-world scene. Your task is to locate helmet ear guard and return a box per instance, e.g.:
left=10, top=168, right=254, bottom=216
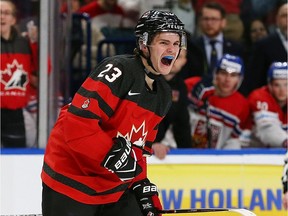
left=180, top=32, right=187, bottom=50
left=138, top=32, right=149, bottom=49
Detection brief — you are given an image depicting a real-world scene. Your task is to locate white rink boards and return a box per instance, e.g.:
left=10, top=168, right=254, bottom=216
left=0, top=148, right=285, bottom=215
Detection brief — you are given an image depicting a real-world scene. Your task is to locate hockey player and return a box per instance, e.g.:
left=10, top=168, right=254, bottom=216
left=247, top=62, right=288, bottom=147
left=186, top=54, right=250, bottom=149
left=41, top=10, right=186, bottom=216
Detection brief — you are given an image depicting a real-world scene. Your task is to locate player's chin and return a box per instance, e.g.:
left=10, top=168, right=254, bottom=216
left=158, top=67, right=172, bottom=75
left=158, top=63, right=174, bottom=75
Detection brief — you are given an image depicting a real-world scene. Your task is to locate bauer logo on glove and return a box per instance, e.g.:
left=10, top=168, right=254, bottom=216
left=101, top=137, right=142, bottom=181
left=132, top=178, right=163, bottom=216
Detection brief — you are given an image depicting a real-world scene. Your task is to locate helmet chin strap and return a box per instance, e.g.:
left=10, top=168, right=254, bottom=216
left=140, top=46, right=160, bottom=79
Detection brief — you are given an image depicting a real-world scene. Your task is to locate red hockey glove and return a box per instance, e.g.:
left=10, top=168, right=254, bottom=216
left=101, top=137, right=142, bottom=181
left=132, top=178, right=163, bottom=216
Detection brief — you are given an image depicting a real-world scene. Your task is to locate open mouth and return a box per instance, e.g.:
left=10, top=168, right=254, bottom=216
left=161, top=56, right=174, bottom=66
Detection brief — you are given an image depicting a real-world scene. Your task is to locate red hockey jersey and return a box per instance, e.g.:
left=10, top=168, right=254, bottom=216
left=189, top=87, right=250, bottom=149
left=248, top=86, right=287, bottom=147
left=1, top=28, right=36, bottom=109
left=41, top=55, right=172, bottom=204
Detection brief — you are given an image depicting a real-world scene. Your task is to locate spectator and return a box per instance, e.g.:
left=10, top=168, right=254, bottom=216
left=0, top=0, right=38, bottom=148
left=152, top=49, right=192, bottom=160
left=248, top=18, right=269, bottom=44
left=247, top=62, right=287, bottom=148
left=240, top=18, right=268, bottom=96
left=242, top=18, right=269, bottom=61
left=41, top=10, right=186, bottom=216
left=249, top=0, right=286, bottom=32
left=248, top=3, right=288, bottom=93
left=180, top=2, right=243, bottom=79
left=282, top=151, right=288, bottom=210
left=186, top=54, right=250, bottom=149
left=193, top=0, right=244, bottom=41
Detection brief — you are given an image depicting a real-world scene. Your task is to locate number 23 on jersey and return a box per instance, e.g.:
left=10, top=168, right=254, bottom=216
left=98, top=63, right=122, bottom=82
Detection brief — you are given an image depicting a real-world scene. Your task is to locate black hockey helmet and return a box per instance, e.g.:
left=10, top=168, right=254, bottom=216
left=135, top=10, right=186, bottom=50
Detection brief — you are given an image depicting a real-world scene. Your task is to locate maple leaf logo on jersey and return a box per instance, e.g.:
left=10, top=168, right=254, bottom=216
left=117, top=121, right=148, bottom=147
left=1, top=59, right=28, bottom=90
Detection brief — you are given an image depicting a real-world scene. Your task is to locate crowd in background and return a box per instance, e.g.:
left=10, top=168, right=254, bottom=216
left=1, top=0, right=287, bottom=153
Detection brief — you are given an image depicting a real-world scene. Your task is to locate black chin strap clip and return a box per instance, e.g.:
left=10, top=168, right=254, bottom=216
left=144, top=68, right=161, bottom=80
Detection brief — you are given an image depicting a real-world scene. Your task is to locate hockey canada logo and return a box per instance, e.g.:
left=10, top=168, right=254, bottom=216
left=117, top=121, right=148, bottom=147
left=1, top=59, right=28, bottom=90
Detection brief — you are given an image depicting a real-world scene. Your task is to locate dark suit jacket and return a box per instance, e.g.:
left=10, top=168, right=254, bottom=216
left=248, top=32, right=287, bottom=93
left=180, top=35, right=244, bottom=80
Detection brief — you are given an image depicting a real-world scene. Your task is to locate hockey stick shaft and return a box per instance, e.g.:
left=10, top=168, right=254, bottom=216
left=4, top=209, right=256, bottom=216
left=159, top=208, right=228, bottom=213
left=158, top=208, right=256, bottom=216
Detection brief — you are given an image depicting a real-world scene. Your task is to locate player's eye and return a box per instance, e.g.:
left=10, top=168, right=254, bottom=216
left=160, top=41, right=169, bottom=45
left=173, top=42, right=180, bottom=47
